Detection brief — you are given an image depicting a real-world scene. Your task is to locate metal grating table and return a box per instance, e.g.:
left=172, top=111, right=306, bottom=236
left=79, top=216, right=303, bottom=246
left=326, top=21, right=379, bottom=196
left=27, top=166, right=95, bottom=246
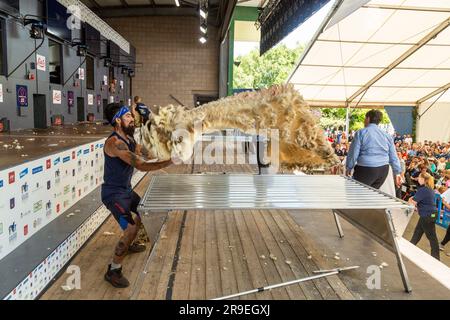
left=139, top=175, right=411, bottom=211
left=138, top=174, right=415, bottom=293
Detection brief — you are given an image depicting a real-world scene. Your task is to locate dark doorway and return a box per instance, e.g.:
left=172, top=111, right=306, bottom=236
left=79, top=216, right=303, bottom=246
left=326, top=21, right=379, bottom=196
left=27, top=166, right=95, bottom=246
left=193, top=94, right=218, bottom=107
left=33, top=94, right=47, bottom=129
left=103, top=99, right=108, bottom=120
left=77, top=97, right=85, bottom=122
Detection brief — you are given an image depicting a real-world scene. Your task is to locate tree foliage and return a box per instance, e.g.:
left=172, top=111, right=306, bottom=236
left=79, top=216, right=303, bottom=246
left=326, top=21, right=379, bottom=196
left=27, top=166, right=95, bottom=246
left=319, top=108, right=391, bottom=131
left=233, top=44, right=304, bottom=90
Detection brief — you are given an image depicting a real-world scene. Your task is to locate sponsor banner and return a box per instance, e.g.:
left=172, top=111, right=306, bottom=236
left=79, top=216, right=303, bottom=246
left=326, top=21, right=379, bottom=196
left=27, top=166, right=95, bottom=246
left=16, top=85, right=28, bottom=107
left=36, top=54, right=46, bottom=71
left=53, top=90, right=62, bottom=105
left=78, top=68, right=85, bottom=80
left=0, top=138, right=106, bottom=262
left=88, top=94, right=94, bottom=106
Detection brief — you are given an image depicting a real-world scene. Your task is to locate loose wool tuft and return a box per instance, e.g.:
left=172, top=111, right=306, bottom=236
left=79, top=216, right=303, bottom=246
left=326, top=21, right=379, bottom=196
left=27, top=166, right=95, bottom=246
left=140, top=85, right=339, bottom=170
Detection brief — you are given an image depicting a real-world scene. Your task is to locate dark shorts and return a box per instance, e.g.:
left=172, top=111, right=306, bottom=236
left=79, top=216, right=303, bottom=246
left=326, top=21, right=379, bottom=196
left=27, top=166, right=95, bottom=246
left=104, top=191, right=141, bottom=230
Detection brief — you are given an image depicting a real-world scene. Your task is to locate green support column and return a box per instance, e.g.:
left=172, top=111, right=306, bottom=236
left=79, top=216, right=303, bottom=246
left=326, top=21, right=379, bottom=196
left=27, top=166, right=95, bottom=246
left=227, top=20, right=235, bottom=96
left=227, top=6, right=260, bottom=96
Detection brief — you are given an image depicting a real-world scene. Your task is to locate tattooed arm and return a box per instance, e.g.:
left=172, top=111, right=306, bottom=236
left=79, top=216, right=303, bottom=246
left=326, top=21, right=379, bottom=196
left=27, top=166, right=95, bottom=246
left=105, top=136, right=172, bottom=171
left=135, top=144, right=153, bottom=161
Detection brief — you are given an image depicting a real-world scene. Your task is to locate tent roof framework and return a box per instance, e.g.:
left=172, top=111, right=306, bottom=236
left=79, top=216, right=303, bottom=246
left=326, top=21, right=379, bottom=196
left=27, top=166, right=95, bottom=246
left=288, top=0, right=450, bottom=107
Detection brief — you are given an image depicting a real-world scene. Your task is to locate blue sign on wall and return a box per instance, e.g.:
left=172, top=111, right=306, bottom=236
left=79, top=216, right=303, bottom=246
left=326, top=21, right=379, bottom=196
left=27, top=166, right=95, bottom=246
left=16, top=85, right=28, bottom=107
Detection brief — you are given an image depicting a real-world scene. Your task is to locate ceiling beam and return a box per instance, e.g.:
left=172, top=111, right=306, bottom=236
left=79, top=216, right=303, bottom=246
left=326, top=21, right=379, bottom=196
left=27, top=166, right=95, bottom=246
left=416, top=83, right=450, bottom=105
left=219, top=0, right=237, bottom=42
left=346, top=16, right=450, bottom=104
left=363, top=4, right=450, bottom=13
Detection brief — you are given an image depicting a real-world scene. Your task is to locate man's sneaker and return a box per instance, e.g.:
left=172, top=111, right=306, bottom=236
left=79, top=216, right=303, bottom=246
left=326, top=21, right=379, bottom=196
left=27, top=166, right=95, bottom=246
left=128, top=242, right=146, bottom=253
left=104, top=264, right=130, bottom=288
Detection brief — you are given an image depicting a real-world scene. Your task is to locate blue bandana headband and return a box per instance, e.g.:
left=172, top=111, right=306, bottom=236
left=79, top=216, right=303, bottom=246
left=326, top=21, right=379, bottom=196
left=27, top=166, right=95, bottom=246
left=111, top=106, right=130, bottom=125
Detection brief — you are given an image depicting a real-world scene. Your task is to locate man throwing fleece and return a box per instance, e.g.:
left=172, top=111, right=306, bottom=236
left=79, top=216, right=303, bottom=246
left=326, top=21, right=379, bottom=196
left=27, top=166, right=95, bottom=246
left=102, top=103, right=174, bottom=288
left=346, top=109, right=402, bottom=189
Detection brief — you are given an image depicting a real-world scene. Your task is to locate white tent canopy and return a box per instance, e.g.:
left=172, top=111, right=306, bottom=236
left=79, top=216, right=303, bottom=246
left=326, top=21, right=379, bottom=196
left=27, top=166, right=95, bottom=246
left=288, top=0, right=450, bottom=107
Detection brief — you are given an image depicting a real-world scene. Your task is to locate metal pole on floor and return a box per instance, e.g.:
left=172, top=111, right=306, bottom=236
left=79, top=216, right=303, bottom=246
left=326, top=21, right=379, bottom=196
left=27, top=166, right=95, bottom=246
left=211, top=266, right=359, bottom=300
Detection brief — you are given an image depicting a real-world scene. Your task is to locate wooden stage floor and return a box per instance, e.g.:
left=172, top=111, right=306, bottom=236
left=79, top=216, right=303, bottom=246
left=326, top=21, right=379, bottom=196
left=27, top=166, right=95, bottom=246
left=41, top=159, right=355, bottom=300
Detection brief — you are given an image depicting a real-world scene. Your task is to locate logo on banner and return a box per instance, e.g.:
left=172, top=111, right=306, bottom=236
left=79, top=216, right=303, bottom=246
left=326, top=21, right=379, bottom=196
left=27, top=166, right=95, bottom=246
left=47, top=180, right=51, bottom=190
left=56, top=204, right=60, bottom=213
left=46, top=159, right=51, bottom=169
left=24, top=225, right=28, bottom=236
left=21, top=182, right=29, bottom=201
left=83, top=149, right=89, bottom=155
left=55, top=169, right=61, bottom=184
left=84, top=173, right=89, bottom=182
left=33, top=200, right=43, bottom=213
left=54, top=157, right=61, bottom=166
left=78, top=159, right=82, bottom=172
left=63, top=200, right=70, bottom=208
left=68, top=91, right=74, bottom=110
left=91, top=160, right=94, bottom=167
left=9, top=172, right=15, bottom=184
left=64, top=185, right=70, bottom=195
left=0, top=180, right=3, bottom=188
left=53, top=90, right=62, bottom=104
left=36, top=54, right=46, bottom=71
left=72, top=186, right=76, bottom=199
left=16, top=85, right=28, bottom=107
left=20, top=210, right=31, bottom=219
left=91, top=144, right=94, bottom=152
left=77, top=150, right=82, bottom=157
left=10, top=198, right=15, bottom=209
left=32, top=181, right=42, bottom=194
left=72, top=151, right=76, bottom=159
left=32, top=166, right=43, bottom=175
left=20, top=168, right=28, bottom=179
left=63, top=156, right=71, bottom=163
left=78, top=68, right=85, bottom=80
left=33, top=218, right=42, bottom=229
left=72, top=169, right=75, bottom=177
left=9, top=222, right=17, bottom=243
left=46, top=201, right=52, bottom=217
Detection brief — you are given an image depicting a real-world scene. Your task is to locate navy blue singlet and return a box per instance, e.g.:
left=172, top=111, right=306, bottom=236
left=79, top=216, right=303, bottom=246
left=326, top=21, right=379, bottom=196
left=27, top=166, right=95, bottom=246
left=101, top=132, right=136, bottom=202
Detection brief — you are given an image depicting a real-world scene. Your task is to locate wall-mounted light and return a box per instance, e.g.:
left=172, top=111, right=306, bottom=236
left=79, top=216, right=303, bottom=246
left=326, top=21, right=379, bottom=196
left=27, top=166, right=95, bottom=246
left=200, top=7, right=207, bottom=19
left=24, top=19, right=45, bottom=39
left=120, top=65, right=129, bottom=74
left=199, top=0, right=208, bottom=19
left=76, top=45, right=88, bottom=57
left=104, top=58, right=112, bottom=68
left=175, top=0, right=180, bottom=6
left=199, top=36, right=207, bottom=44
